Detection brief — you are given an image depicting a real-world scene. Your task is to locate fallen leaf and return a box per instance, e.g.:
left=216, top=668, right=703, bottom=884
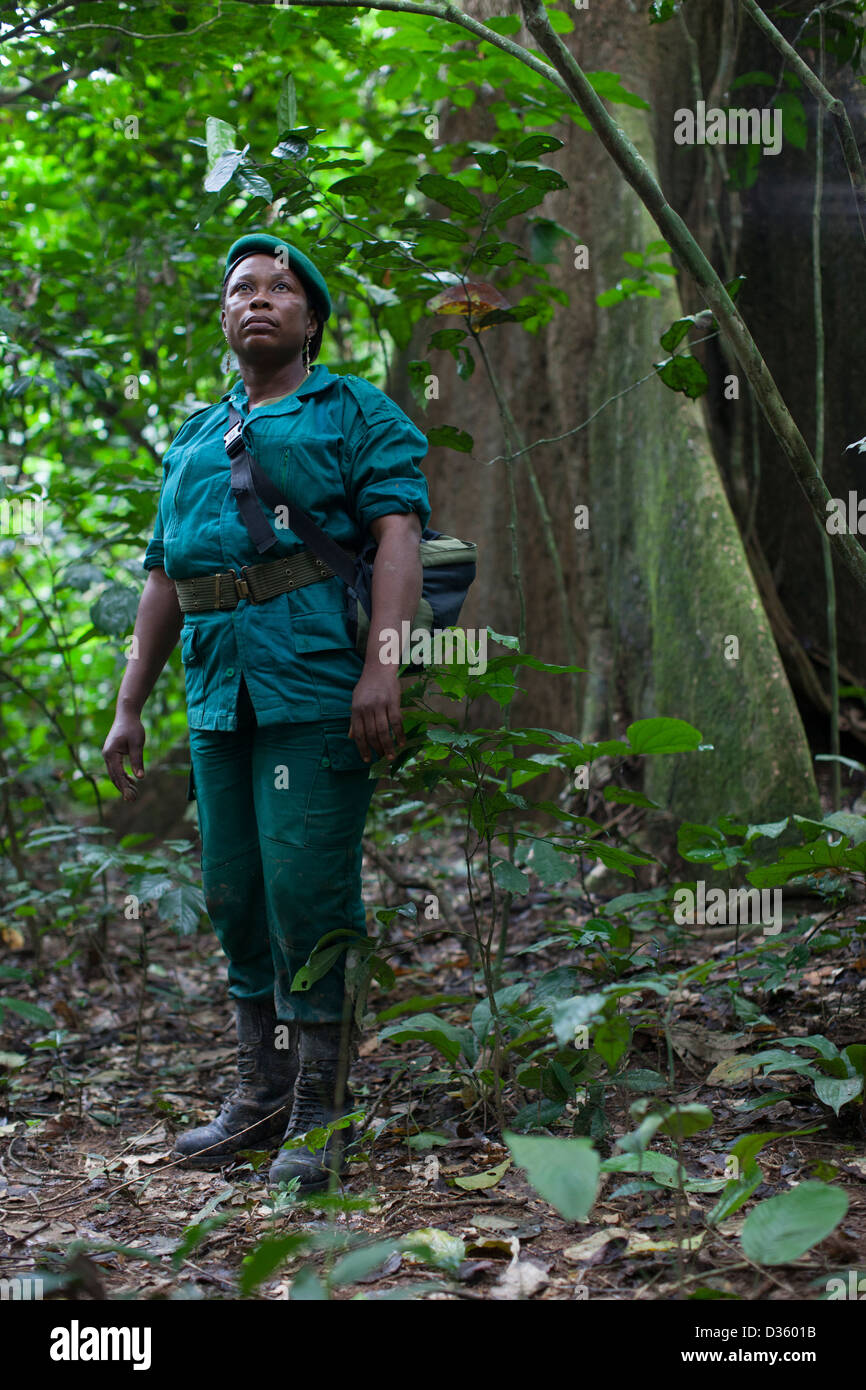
left=671, top=1025, right=749, bottom=1065
left=452, top=1158, right=510, bottom=1191
left=490, top=1258, right=549, bottom=1299
left=706, top=1054, right=762, bottom=1086
left=626, top=1231, right=705, bottom=1255
left=471, top=1213, right=519, bottom=1232
left=464, top=1234, right=519, bottom=1261
left=563, top=1230, right=627, bottom=1266
left=403, top=1228, right=466, bottom=1273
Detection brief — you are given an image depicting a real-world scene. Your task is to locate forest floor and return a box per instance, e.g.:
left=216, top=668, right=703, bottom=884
left=2, top=820, right=866, bottom=1303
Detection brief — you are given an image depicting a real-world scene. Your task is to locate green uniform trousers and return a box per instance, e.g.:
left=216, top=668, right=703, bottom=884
left=188, top=678, right=378, bottom=1023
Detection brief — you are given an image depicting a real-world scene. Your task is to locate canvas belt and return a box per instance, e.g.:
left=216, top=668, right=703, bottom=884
left=174, top=550, right=337, bottom=612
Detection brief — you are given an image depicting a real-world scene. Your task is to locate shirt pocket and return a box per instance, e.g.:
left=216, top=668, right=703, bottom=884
left=292, top=609, right=357, bottom=655
left=161, top=446, right=193, bottom=539
left=180, top=623, right=200, bottom=666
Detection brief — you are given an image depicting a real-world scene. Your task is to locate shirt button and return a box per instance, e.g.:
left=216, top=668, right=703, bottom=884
left=226, top=668, right=235, bottom=677
left=321, top=756, right=330, bottom=767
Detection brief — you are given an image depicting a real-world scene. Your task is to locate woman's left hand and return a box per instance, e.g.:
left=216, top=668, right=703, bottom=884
left=349, top=667, right=404, bottom=763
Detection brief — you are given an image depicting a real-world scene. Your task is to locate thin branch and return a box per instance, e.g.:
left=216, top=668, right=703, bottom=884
left=516, top=0, right=866, bottom=593
left=40, top=9, right=226, bottom=41
left=485, top=331, right=721, bottom=468
left=741, top=0, right=866, bottom=245
left=0, top=1, right=81, bottom=46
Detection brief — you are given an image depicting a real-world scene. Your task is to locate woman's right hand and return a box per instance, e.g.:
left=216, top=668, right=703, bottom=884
left=103, top=710, right=146, bottom=801
left=101, top=567, right=183, bottom=801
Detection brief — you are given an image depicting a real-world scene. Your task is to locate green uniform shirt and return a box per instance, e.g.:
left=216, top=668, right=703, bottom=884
left=143, top=363, right=431, bottom=730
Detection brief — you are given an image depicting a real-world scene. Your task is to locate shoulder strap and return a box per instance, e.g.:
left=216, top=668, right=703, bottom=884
left=224, top=406, right=357, bottom=587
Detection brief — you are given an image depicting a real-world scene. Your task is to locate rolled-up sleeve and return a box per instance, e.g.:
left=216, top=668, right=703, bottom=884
left=142, top=459, right=168, bottom=572
left=343, top=390, right=431, bottom=534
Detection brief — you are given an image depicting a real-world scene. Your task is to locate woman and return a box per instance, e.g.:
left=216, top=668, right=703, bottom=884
left=102, top=234, right=430, bottom=1188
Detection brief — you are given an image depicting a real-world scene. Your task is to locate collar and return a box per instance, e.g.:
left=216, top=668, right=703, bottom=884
left=221, top=362, right=338, bottom=410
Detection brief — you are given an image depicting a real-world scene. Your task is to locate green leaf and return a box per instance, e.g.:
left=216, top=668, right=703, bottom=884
left=505, top=1133, right=600, bottom=1221
left=290, top=1266, right=328, bottom=1300
left=547, top=992, right=607, bottom=1046
left=740, top=1182, right=848, bottom=1265
left=416, top=174, right=481, bottom=218
left=657, top=1103, right=714, bottom=1140
left=239, top=1234, right=310, bottom=1295
left=61, top=563, right=105, bottom=591
left=649, top=0, right=681, bottom=21
left=601, top=1150, right=682, bottom=1182
left=330, top=174, right=377, bottom=197
left=512, top=164, right=568, bottom=192
left=272, top=137, right=309, bottom=161
left=510, top=1099, right=567, bottom=1132
left=379, top=1014, right=474, bottom=1066
left=204, top=150, right=242, bottom=193
left=236, top=170, right=274, bottom=202
left=528, top=837, right=573, bottom=886
left=626, top=717, right=703, bottom=755
left=402, top=1228, right=466, bottom=1273
left=425, top=425, right=473, bottom=453
left=653, top=353, right=709, bottom=400
left=707, top=1164, right=763, bottom=1226
left=90, top=584, right=139, bottom=636
left=659, top=311, right=714, bottom=352
left=278, top=75, right=298, bottom=134
left=813, top=1073, right=863, bottom=1114
left=602, top=786, right=660, bottom=809
left=291, top=939, right=353, bottom=992
left=822, top=811, right=866, bottom=845
left=774, top=1035, right=840, bottom=1061
left=593, top=1015, right=630, bottom=1070
left=619, top=1068, right=667, bottom=1092
left=492, top=858, right=530, bottom=894
left=156, top=883, right=206, bottom=937
left=205, top=115, right=236, bottom=167
left=487, top=188, right=545, bottom=228
left=0, top=997, right=54, bottom=1027
left=773, top=91, right=807, bottom=150
left=513, top=134, right=564, bottom=160
left=471, top=983, right=527, bottom=1042
left=452, top=1158, right=511, bottom=1190
left=586, top=71, right=650, bottom=109
left=475, top=149, right=508, bottom=181
left=330, top=1239, right=402, bottom=1285
left=843, top=1044, right=866, bottom=1079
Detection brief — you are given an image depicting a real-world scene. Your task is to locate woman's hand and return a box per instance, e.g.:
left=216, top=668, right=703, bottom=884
left=101, top=567, right=182, bottom=799
left=348, top=512, right=422, bottom=763
left=349, top=667, right=404, bottom=762
left=103, top=710, right=147, bottom=801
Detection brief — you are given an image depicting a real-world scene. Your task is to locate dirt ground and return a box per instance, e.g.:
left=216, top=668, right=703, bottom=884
left=2, top=829, right=865, bottom=1302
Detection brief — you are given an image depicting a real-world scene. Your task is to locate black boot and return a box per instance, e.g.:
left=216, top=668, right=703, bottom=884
left=268, top=1022, right=356, bottom=1190
left=174, top=997, right=298, bottom=1168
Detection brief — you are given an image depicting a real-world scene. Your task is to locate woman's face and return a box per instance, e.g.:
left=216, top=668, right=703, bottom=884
left=221, top=254, right=318, bottom=365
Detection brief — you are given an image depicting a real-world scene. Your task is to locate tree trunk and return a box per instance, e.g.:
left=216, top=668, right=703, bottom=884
left=392, top=0, right=821, bottom=822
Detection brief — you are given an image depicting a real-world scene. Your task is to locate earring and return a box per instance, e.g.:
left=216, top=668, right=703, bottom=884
left=302, top=335, right=312, bottom=376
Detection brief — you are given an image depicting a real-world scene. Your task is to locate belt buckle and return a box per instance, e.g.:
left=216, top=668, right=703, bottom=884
left=234, top=566, right=251, bottom=602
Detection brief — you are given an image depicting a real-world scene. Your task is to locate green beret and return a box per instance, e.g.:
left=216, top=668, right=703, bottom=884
left=223, top=234, right=331, bottom=322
